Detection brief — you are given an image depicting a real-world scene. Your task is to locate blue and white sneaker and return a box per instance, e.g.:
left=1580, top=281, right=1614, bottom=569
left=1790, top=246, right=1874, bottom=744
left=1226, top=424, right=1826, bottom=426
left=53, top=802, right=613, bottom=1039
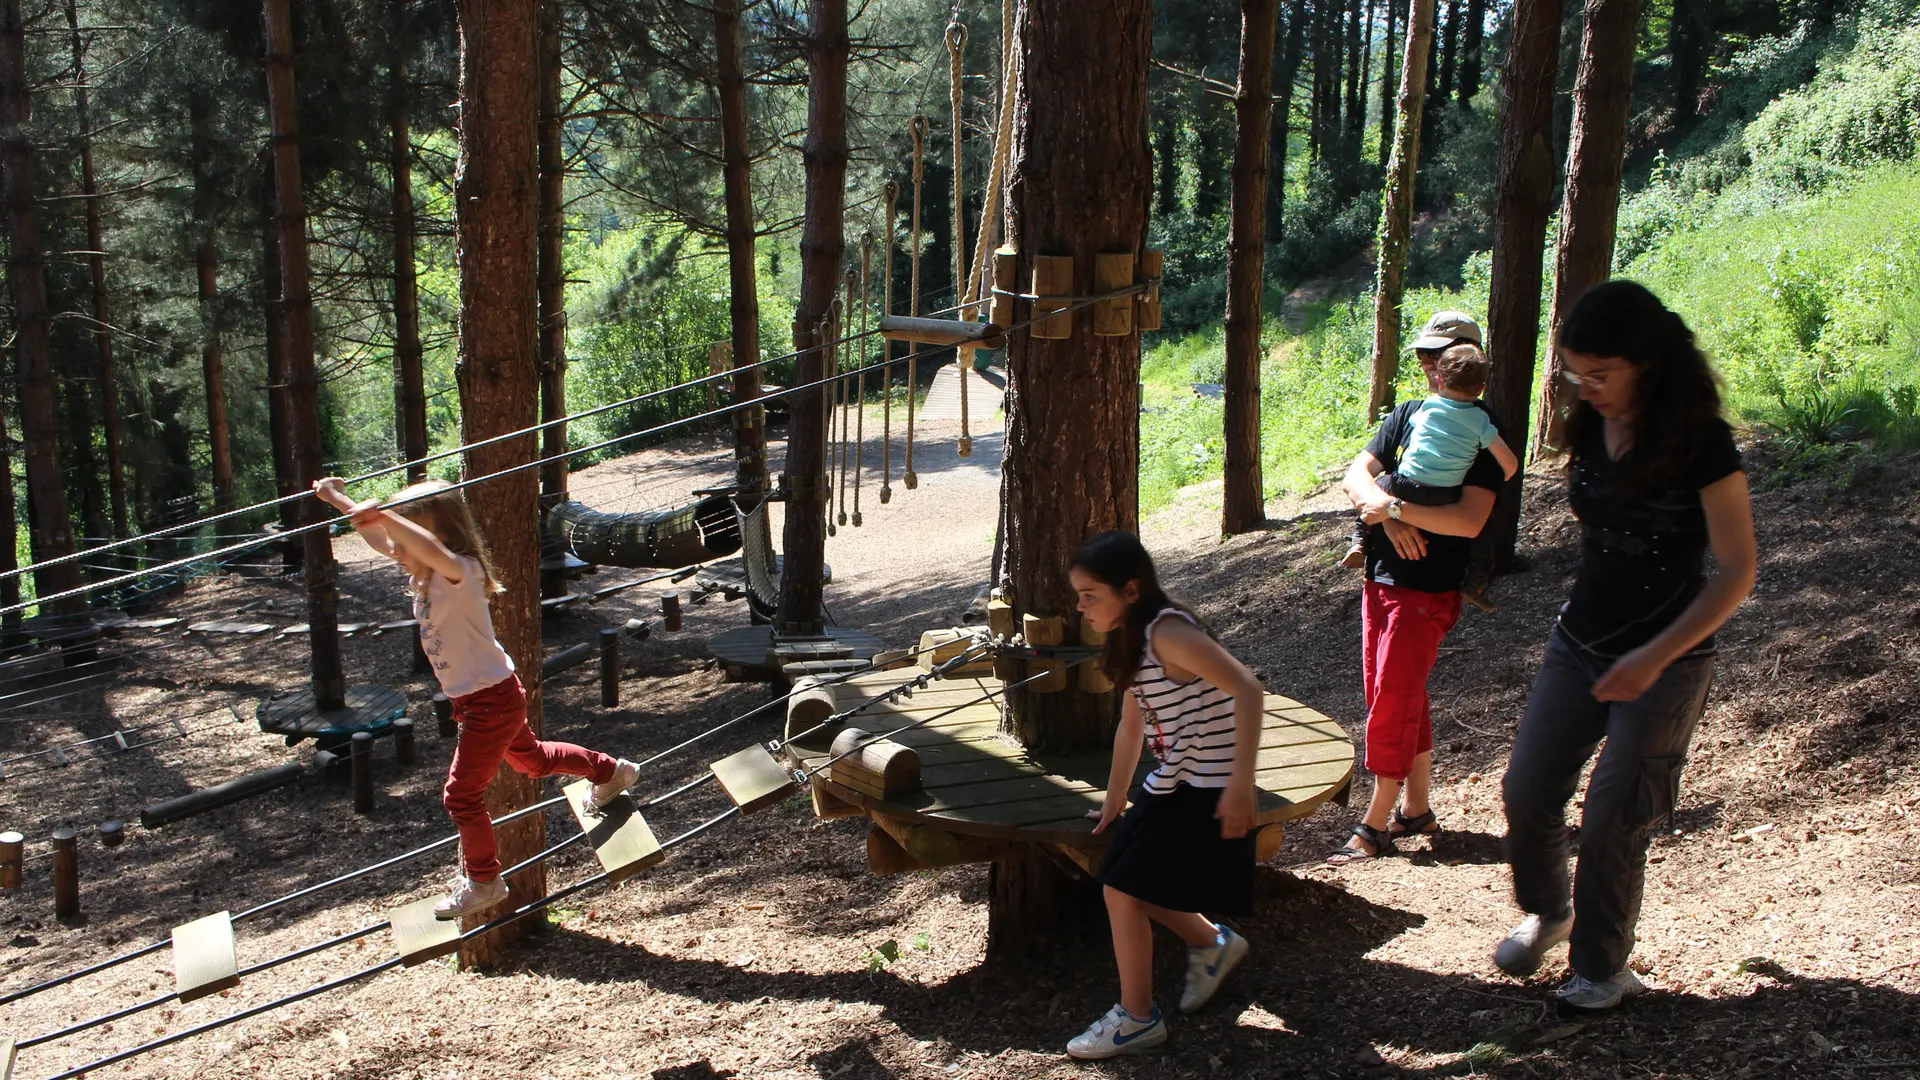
left=1066, top=1004, right=1167, bottom=1059
left=1180, top=924, right=1249, bottom=1013
left=1554, top=969, right=1645, bottom=1015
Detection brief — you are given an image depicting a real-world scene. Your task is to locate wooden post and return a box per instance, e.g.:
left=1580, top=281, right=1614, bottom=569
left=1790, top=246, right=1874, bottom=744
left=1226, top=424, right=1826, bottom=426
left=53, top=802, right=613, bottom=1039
left=433, top=692, right=454, bottom=738
left=599, top=627, right=620, bottom=707
left=98, top=819, right=124, bottom=847
left=660, top=592, right=682, bottom=632
left=412, top=632, right=431, bottom=675
left=351, top=731, right=374, bottom=814
left=393, top=718, right=416, bottom=767
left=0, top=830, right=21, bottom=888
left=50, top=827, right=78, bottom=919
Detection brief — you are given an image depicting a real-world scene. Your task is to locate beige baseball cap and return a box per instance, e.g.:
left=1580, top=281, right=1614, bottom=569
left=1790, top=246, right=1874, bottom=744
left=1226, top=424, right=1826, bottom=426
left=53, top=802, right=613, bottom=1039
left=1411, top=310, right=1483, bottom=350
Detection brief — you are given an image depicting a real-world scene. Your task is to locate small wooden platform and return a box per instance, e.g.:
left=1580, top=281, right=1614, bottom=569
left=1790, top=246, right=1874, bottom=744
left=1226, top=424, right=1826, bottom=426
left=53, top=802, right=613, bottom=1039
left=389, top=896, right=461, bottom=966
left=782, top=671, right=1353, bottom=867
left=171, top=911, right=239, bottom=1003
left=257, top=684, right=406, bottom=748
left=708, top=625, right=886, bottom=682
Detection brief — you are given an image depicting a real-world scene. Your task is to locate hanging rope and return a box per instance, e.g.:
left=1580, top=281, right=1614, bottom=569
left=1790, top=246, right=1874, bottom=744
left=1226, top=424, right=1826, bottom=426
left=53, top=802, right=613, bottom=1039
left=906, top=114, right=926, bottom=491
left=854, top=235, right=871, bottom=527
left=946, top=20, right=973, bottom=459
left=880, top=181, right=897, bottom=505
left=968, top=0, right=1020, bottom=321
left=824, top=303, right=840, bottom=538
left=837, top=269, right=856, bottom=528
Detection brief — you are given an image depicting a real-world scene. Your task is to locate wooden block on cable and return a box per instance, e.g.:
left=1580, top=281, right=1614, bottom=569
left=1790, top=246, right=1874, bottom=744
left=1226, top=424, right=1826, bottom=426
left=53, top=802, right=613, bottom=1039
left=870, top=648, right=912, bottom=671
left=1023, top=614, right=1068, bottom=693
left=915, top=628, right=993, bottom=676
left=1079, top=619, right=1113, bottom=693
left=991, top=247, right=1017, bottom=330
left=829, top=727, right=922, bottom=800
left=985, top=597, right=1015, bottom=639
left=1139, top=249, right=1165, bottom=332
left=389, top=896, right=462, bottom=966
left=1093, top=253, right=1135, bottom=337
left=711, top=744, right=798, bottom=813
left=785, top=676, right=841, bottom=747
left=1030, top=255, right=1074, bottom=339
left=564, top=779, right=664, bottom=882
left=172, top=910, right=239, bottom=1003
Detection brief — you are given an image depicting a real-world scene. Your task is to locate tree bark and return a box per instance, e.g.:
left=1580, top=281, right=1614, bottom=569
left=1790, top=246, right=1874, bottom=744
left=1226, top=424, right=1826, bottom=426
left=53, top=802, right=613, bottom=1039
left=1482, top=0, right=1561, bottom=569
left=0, top=401, right=19, bottom=641
left=1193, top=111, right=1230, bottom=219
left=1341, top=0, right=1364, bottom=178
left=264, top=0, right=345, bottom=710
left=391, top=57, right=428, bottom=483
left=452, top=0, right=545, bottom=967
left=992, top=0, right=1151, bottom=958
left=1155, top=105, right=1179, bottom=219
left=775, top=0, right=847, bottom=636
left=715, top=0, right=766, bottom=500
left=1366, top=0, right=1436, bottom=421
left=1, top=0, right=83, bottom=615
left=1265, top=0, right=1306, bottom=244
left=260, top=168, right=300, bottom=574
left=1669, top=0, right=1703, bottom=130
left=537, top=4, right=566, bottom=508
left=65, top=0, right=127, bottom=539
left=191, top=95, right=235, bottom=513
left=1439, top=0, right=1460, bottom=106
left=1534, top=0, right=1640, bottom=456
left=1223, top=0, right=1278, bottom=537
left=1377, top=0, right=1396, bottom=170
left=1459, top=0, right=1485, bottom=103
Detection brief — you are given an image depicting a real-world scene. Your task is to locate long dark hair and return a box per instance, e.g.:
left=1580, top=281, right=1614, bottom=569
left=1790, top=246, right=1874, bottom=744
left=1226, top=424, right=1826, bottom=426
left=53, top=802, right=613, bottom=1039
left=1556, top=280, right=1723, bottom=497
left=1071, top=530, right=1202, bottom=690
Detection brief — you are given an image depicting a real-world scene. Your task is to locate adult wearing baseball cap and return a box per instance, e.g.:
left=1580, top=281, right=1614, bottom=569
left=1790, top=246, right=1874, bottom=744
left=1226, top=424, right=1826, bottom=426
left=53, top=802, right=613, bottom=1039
left=1411, top=310, right=1483, bottom=352
left=1410, top=311, right=1505, bottom=613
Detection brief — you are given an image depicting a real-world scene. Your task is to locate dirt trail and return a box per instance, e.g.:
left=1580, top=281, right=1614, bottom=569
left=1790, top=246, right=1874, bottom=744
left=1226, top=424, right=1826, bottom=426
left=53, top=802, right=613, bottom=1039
left=0, top=424, right=1914, bottom=1080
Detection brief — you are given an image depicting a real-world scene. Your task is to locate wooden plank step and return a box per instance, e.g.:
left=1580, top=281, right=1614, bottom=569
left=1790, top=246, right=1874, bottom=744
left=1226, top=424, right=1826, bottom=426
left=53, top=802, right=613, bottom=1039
left=389, top=896, right=462, bottom=966
left=1, top=1035, right=13, bottom=1080
left=781, top=659, right=871, bottom=681
left=711, top=745, right=798, bottom=813
left=187, top=621, right=274, bottom=636
left=172, top=911, right=240, bottom=1003
left=564, top=779, right=664, bottom=882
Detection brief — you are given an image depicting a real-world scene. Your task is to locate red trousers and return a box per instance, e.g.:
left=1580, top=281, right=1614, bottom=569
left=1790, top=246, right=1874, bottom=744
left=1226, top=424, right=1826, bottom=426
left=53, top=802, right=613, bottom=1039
left=1361, top=581, right=1461, bottom=781
left=445, top=675, right=618, bottom=882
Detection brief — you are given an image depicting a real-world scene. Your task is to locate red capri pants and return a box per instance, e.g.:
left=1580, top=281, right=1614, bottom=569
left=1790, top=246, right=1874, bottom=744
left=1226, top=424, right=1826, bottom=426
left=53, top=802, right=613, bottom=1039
left=444, top=675, right=618, bottom=882
left=1361, top=581, right=1462, bottom=781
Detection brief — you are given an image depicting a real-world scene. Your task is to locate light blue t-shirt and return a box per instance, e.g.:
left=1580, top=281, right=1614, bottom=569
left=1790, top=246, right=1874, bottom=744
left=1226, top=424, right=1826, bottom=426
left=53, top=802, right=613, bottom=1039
left=1398, top=396, right=1498, bottom=488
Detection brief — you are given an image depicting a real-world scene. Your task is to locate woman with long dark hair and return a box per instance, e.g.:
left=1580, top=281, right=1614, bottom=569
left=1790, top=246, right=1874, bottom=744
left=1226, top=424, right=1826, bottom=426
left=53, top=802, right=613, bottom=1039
left=1494, top=281, right=1757, bottom=1014
left=1061, top=530, right=1265, bottom=1059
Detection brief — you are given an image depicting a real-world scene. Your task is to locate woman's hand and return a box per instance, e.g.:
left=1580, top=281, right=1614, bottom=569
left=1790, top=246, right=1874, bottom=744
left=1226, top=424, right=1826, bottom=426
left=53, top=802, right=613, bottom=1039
left=311, top=477, right=352, bottom=511
left=1592, top=644, right=1669, bottom=702
left=1089, top=792, right=1128, bottom=835
left=1381, top=518, right=1428, bottom=561
left=1215, top=782, right=1258, bottom=840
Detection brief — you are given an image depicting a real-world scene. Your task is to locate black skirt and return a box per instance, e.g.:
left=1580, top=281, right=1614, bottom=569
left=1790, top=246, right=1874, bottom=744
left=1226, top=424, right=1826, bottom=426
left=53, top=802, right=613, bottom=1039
left=1098, top=783, right=1256, bottom=915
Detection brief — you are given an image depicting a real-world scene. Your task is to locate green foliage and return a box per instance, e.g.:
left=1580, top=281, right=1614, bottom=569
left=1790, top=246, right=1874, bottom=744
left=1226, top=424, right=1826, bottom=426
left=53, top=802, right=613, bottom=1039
left=864, top=939, right=901, bottom=971
left=1746, top=16, right=1920, bottom=195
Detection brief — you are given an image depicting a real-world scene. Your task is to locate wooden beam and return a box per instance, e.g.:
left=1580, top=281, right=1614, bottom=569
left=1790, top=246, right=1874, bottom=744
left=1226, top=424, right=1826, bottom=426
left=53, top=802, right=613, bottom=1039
left=879, top=314, right=1004, bottom=350
left=870, top=811, right=1022, bottom=868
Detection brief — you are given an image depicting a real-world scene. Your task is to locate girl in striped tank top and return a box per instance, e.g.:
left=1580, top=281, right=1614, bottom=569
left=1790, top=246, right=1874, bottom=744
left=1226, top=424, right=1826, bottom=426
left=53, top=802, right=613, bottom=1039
left=1062, top=531, right=1266, bottom=1061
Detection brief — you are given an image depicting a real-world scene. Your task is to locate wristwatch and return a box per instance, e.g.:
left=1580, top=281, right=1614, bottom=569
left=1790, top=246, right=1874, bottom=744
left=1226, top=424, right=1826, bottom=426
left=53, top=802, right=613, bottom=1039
left=1387, top=499, right=1405, bottom=521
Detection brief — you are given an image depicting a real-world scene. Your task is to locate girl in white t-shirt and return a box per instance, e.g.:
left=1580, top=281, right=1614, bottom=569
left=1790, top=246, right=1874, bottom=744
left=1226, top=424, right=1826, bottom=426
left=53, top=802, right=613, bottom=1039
left=315, top=477, right=638, bottom=920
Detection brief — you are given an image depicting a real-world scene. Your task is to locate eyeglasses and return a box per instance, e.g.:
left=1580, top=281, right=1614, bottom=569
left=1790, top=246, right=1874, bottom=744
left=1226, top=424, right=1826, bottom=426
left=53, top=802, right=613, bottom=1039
left=1560, top=367, right=1616, bottom=390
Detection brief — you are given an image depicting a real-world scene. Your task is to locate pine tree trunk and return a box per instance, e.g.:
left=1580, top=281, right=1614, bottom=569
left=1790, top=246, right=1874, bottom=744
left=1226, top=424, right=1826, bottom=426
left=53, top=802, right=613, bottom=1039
left=775, top=0, right=847, bottom=636
left=390, top=58, right=428, bottom=483
left=1265, top=0, right=1306, bottom=244
left=191, top=95, right=235, bottom=512
left=1459, top=0, right=1486, bottom=103
left=1193, top=111, right=1229, bottom=219
left=452, top=0, right=545, bottom=967
left=1534, top=0, right=1640, bottom=456
left=537, top=4, right=567, bottom=510
left=1341, top=0, right=1364, bottom=177
left=1155, top=106, right=1180, bottom=219
left=0, top=403, right=19, bottom=641
left=264, top=0, right=346, bottom=709
left=260, top=176, right=300, bottom=574
left=1366, top=0, right=1436, bottom=421
left=1439, top=0, right=1459, bottom=105
left=1482, top=0, right=1562, bottom=569
left=715, top=0, right=766, bottom=500
left=1223, top=0, right=1279, bottom=537
left=990, top=0, right=1150, bottom=957
left=1669, top=0, right=1702, bottom=130
left=65, top=0, right=126, bottom=539
left=1, top=0, right=83, bottom=615
left=1377, top=0, right=1396, bottom=170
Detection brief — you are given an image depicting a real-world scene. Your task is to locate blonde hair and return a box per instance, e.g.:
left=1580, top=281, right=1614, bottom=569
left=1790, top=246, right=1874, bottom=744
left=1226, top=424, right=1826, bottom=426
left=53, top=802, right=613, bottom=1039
left=382, top=479, right=505, bottom=595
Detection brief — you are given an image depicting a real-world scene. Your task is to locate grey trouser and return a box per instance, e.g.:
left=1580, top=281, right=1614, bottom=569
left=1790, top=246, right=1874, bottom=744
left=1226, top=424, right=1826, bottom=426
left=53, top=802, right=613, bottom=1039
left=1501, top=628, right=1715, bottom=979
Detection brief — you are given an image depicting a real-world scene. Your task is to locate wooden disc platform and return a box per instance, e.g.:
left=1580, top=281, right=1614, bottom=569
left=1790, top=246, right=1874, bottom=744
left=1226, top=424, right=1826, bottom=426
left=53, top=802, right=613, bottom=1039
left=708, top=625, right=887, bottom=682
left=783, top=670, right=1353, bottom=872
left=258, top=684, right=407, bottom=749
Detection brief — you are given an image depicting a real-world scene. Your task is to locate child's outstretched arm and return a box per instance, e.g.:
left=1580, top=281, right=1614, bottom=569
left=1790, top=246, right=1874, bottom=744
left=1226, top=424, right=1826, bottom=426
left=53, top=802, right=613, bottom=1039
left=1151, top=619, right=1264, bottom=839
left=1091, top=691, right=1146, bottom=835
left=313, top=478, right=398, bottom=558
left=1489, top=434, right=1521, bottom=480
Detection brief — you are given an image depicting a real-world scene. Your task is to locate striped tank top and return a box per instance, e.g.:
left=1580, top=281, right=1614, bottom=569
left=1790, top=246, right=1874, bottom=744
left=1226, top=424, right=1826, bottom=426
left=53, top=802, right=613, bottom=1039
left=1130, top=609, right=1240, bottom=794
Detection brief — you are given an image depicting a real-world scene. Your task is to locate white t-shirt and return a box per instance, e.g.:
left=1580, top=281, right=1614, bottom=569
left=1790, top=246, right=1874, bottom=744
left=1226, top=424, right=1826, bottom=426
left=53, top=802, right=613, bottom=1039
left=414, top=555, right=516, bottom=699
left=1129, top=609, right=1242, bottom=794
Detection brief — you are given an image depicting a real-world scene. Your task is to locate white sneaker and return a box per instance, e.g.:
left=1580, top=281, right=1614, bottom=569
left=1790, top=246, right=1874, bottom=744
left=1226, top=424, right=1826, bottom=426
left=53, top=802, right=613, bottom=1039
left=1493, top=911, right=1573, bottom=977
left=433, top=874, right=508, bottom=920
left=1066, top=1003, right=1166, bottom=1060
left=1179, top=925, right=1249, bottom=1013
left=584, top=759, right=641, bottom=813
left=1554, top=969, right=1645, bottom=1015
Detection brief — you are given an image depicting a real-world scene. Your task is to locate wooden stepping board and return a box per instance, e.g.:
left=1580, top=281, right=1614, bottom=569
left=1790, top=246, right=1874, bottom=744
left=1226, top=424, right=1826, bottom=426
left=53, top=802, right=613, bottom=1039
left=564, top=780, right=664, bottom=882
left=257, top=684, right=406, bottom=741
left=389, top=897, right=462, bottom=966
left=710, top=745, right=798, bottom=813
left=172, top=911, right=239, bottom=1003
left=1, top=1035, right=14, bottom=1080
left=187, top=621, right=274, bottom=636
